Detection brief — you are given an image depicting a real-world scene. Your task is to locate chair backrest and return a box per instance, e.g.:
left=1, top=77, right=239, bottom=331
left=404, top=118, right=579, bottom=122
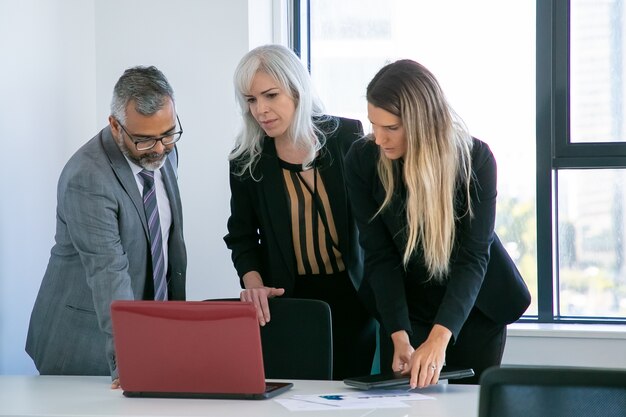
left=479, top=365, right=626, bottom=417
left=203, top=297, right=333, bottom=380
left=260, top=298, right=333, bottom=380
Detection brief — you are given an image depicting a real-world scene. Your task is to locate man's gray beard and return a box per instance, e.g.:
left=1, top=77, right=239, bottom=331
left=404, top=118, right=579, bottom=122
left=114, top=134, right=167, bottom=171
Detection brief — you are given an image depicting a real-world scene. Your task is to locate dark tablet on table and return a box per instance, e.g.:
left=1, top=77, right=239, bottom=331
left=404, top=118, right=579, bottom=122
left=344, top=367, right=475, bottom=390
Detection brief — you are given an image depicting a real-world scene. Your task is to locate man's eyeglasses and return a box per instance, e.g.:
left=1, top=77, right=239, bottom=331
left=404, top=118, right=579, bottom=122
left=117, top=115, right=183, bottom=151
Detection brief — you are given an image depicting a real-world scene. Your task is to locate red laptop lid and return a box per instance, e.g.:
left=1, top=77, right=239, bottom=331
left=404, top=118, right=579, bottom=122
left=111, top=301, right=267, bottom=395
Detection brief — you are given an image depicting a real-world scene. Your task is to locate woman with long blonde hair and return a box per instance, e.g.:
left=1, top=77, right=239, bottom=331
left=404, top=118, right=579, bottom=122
left=345, top=59, right=530, bottom=387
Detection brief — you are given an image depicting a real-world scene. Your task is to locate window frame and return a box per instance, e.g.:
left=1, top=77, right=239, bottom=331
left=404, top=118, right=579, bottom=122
left=540, top=0, right=626, bottom=323
left=294, top=0, right=626, bottom=324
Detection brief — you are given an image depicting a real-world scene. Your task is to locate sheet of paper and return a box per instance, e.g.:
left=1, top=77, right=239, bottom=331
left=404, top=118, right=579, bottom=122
left=275, top=389, right=434, bottom=411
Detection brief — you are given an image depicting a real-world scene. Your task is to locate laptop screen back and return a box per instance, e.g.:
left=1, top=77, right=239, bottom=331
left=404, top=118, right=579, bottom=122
left=111, top=300, right=267, bottom=395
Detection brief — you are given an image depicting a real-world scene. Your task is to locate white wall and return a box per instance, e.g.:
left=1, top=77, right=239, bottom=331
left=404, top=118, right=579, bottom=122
left=92, top=0, right=250, bottom=302
left=0, top=0, right=98, bottom=375
left=0, top=0, right=276, bottom=375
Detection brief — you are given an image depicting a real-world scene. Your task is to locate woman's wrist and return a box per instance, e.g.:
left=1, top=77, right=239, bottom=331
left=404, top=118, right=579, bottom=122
left=391, top=330, right=411, bottom=348
left=242, top=271, right=263, bottom=289
left=428, top=324, right=452, bottom=345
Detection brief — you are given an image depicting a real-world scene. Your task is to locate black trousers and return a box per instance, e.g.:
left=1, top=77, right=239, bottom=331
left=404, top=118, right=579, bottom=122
left=294, top=271, right=377, bottom=380
left=379, top=308, right=506, bottom=384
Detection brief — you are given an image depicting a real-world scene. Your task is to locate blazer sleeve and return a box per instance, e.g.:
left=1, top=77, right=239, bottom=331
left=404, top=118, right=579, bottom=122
left=344, top=138, right=412, bottom=335
left=60, top=166, right=135, bottom=378
left=433, top=139, right=498, bottom=339
left=223, top=163, right=263, bottom=286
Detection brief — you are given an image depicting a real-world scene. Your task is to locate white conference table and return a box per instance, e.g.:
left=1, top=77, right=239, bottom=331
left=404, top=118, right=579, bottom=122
left=0, top=376, right=479, bottom=417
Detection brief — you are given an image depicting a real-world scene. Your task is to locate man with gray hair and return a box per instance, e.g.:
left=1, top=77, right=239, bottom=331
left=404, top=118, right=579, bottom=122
left=26, top=66, right=187, bottom=387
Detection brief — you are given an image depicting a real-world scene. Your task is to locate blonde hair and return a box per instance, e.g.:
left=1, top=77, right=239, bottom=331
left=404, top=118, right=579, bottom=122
left=367, top=59, right=473, bottom=281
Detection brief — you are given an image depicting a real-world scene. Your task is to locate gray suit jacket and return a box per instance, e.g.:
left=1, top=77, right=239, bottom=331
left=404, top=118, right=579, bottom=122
left=26, top=126, right=186, bottom=378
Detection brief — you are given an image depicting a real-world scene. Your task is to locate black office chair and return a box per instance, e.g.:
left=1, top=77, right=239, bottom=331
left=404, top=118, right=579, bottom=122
left=203, top=297, right=333, bottom=380
left=259, top=297, right=333, bottom=380
left=478, top=365, right=626, bottom=417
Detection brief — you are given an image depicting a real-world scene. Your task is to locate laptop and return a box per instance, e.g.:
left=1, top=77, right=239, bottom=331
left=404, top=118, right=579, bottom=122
left=344, top=367, right=475, bottom=390
left=110, top=300, right=293, bottom=399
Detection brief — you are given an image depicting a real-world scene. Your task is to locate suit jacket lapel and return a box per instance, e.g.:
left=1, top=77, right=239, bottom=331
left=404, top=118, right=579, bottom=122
left=160, top=153, right=183, bottom=229
left=317, top=137, right=349, bottom=256
left=100, top=127, right=149, bottom=237
left=259, top=138, right=296, bottom=278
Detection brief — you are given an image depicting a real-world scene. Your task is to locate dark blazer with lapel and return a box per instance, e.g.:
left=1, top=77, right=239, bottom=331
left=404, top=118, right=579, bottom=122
left=224, top=117, right=365, bottom=295
left=26, top=126, right=187, bottom=378
left=344, top=136, right=530, bottom=340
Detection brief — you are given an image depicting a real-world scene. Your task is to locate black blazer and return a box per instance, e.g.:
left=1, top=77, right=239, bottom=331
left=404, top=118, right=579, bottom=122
left=224, top=117, right=365, bottom=295
left=344, top=137, right=530, bottom=339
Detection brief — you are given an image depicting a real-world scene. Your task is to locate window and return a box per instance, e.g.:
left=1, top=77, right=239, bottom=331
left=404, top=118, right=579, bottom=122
left=296, top=0, right=538, bottom=315
left=295, top=0, right=626, bottom=322
left=546, top=0, right=626, bottom=321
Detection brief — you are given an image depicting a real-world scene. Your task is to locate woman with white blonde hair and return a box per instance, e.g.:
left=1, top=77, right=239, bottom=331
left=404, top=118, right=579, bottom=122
left=345, top=59, right=530, bottom=388
left=224, top=44, right=376, bottom=380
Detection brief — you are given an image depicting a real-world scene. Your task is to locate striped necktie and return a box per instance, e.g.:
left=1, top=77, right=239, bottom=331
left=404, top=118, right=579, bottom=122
left=139, top=169, right=168, bottom=301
